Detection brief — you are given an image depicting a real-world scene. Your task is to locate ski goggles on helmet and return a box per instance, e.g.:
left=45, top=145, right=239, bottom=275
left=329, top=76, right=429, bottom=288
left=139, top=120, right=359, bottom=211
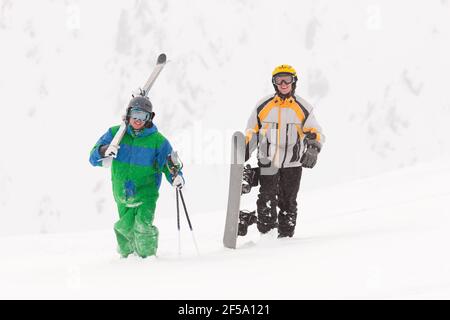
left=129, top=108, right=150, bottom=122
left=273, top=74, right=295, bottom=86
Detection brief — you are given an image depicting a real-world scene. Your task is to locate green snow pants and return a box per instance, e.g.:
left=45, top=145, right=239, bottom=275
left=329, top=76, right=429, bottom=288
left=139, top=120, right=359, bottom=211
left=113, top=200, right=159, bottom=258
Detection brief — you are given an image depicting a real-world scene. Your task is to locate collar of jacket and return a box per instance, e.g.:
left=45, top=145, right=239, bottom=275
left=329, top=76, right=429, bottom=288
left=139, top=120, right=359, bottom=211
left=126, top=123, right=158, bottom=138
left=274, top=94, right=295, bottom=105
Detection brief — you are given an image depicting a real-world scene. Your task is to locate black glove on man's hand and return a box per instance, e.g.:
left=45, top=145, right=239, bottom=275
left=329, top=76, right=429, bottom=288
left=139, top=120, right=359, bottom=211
left=99, top=144, right=109, bottom=158
left=301, top=144, right=320, bottom=169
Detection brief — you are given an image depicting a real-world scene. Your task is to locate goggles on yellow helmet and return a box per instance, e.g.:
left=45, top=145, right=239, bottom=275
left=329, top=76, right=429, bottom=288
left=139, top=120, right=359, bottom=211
left=272, top=65, right=298, bottom=85
left=273, top=73, right=295, bottom=86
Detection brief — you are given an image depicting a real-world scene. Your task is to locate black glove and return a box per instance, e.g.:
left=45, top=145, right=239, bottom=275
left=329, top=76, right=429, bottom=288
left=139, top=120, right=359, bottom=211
left=301, top=144, right=320, bottom=169
left=99, top=144, right=109, bottom=158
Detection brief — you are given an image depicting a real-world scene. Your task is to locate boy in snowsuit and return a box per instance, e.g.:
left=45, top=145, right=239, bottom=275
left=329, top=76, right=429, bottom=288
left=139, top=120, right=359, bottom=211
left=244, top=65, right=325, bottom=238
left=89, top=96, right=184, bottom=258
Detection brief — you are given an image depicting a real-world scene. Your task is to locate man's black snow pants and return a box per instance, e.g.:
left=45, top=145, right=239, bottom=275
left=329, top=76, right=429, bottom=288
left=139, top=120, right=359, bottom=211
left=256, top=166, right=303, bottom=237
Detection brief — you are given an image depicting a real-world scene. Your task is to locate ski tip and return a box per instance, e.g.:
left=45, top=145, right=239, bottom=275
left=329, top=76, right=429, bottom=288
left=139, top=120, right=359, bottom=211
left=157, top=53, right=167, bottom=64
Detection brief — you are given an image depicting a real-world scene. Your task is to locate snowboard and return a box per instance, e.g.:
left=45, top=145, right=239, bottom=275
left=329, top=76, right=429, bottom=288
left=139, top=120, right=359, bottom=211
left=223, top=132, right=246, bottom=249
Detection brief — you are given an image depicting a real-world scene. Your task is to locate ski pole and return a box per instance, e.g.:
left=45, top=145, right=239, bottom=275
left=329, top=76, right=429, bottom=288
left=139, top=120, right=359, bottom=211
left=176, top=188, right=181, bottom=256
left=179, top=190, right=200, bottom=256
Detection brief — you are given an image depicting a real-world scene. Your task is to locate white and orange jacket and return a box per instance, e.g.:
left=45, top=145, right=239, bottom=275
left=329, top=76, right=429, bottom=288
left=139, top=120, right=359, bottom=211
left=245, top=94, right=325, bottom=168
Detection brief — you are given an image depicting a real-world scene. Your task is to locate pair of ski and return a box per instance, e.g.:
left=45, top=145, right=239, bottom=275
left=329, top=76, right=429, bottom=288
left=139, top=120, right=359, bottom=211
left=102, top=53, right=167, bottom=164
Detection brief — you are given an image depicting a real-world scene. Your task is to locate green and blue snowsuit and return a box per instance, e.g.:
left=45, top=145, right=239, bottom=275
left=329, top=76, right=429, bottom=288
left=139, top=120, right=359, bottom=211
left=89, top=124, right=179, bottom=258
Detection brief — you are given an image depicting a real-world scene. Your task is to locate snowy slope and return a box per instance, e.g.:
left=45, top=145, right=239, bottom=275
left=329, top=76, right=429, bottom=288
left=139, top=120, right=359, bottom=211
left=1, top=157, right=450, bottom=299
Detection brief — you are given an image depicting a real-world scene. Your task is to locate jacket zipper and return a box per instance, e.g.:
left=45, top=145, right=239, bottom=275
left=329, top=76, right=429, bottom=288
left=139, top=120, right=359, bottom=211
left=281, top=124, right=289, bottom=168
left=273, top=106, right=281, bottom=166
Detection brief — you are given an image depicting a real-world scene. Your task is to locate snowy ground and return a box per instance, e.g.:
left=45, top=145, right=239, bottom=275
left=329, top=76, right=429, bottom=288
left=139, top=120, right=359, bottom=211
left=1, top=157, right=449, bottom=300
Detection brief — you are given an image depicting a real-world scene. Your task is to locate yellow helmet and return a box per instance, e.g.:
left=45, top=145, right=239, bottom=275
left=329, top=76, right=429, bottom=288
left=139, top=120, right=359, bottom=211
left=272, top=64, right=297, bottom=78
left=272, top=65, right=298, bottom=96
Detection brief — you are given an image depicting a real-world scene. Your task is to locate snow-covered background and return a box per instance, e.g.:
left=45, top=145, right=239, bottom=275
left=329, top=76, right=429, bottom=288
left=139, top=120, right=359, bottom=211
left=1, top=0, right=450, bottom=299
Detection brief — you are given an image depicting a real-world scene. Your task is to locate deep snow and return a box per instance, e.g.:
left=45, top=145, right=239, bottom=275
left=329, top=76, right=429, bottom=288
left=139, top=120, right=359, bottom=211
left=1, top=157, right=449, bottom=299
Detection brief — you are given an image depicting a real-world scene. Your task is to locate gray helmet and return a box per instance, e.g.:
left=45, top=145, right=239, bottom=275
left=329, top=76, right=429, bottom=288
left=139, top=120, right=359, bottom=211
left=127, top=96, right=153, bottom=114
left=126, top=96, right=154, bottom=127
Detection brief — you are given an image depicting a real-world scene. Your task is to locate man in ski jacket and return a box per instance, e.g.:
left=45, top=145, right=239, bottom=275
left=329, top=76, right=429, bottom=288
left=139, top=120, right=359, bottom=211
left=244, top=65, right=324, bottom=238
left=89, top=95, right=184, bottom=258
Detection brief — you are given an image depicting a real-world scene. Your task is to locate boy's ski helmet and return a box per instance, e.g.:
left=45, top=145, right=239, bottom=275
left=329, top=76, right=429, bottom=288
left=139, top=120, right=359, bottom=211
left=126, top=96, right=154, bottom=127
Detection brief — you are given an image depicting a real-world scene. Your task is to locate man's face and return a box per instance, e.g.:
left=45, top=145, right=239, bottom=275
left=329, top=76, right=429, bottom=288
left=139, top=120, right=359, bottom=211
left=274, top=74, right=294, bottom=96
left=277, top=82, right=293, bottom=95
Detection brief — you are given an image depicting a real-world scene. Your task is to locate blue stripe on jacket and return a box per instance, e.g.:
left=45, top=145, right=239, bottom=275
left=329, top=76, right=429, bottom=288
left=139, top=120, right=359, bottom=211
left=115, top=144, right=157, bottom=167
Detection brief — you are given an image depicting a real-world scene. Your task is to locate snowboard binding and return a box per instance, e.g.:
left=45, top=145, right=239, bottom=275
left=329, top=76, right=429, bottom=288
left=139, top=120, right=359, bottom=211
left=237, top=165, right=260, bottom=237
left=238, top=210, right=257, bottom=236
left=241, top=165, right=259, bottom=195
